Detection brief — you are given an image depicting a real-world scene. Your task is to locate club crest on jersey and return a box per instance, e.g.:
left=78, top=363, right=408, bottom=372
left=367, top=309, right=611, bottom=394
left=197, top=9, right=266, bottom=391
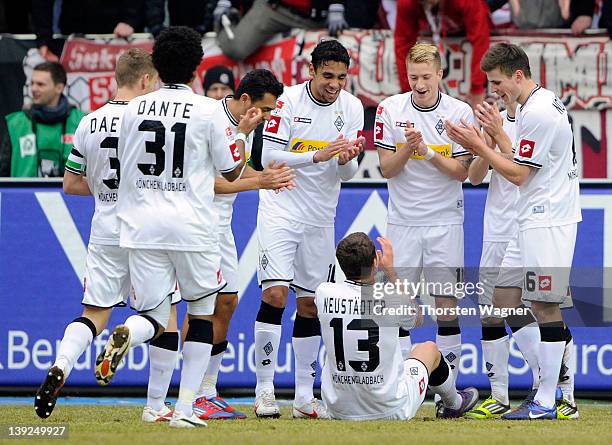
left=334, top=115, right=345, bottom=132
left=519, top=139, right=535, bottom=158
left=266, top=115, right=281, bottom=133
left=294, top=116, right=312, bottom=124
left=375, top=122, right=384, bottom=140
left=435, top=118, right=445, bottom=135
left=538, top=275, right=552, bottom=291
left=260, top=253, right=269, bottom=270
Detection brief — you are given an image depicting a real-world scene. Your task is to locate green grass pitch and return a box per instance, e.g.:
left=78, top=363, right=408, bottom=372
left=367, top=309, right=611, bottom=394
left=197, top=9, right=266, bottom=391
left=3, top=402, right=612, bottom=445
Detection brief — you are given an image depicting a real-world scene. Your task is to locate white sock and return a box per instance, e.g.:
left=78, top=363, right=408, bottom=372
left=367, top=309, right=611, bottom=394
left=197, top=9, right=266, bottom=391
left=198, top=341, right=227, bottom=399
left=255, top=321, right=281, bottom=397
left=436, top=333, right=461, bottom=385
left=429, top=358, right=462, bottom=410
left=146, top=333, right=179, bottom=411
left=124, top=315, right=156, bottom=347
left=292, top=336, right=320, bottom=405
left=54, top=321, right=94, bottom=379
left=558, top=338, right=575, bottom=404
left=511, top=323, right=541, bottom=389
left=534, top=341, right=565, bottom=409
left=399, top=329, right=412, bottom=360
left=481, top=336, right=510, bottom=405
left=175, top=341, right=212, bottom=416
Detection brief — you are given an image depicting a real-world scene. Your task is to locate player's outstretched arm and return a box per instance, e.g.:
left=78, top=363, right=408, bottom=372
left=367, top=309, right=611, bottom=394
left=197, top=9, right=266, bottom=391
left=214, top=163, right=295, bottom=194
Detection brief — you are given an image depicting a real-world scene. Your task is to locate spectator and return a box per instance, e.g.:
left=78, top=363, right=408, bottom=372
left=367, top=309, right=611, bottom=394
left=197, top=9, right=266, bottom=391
left=215, top=0, right=349, bottom=61
left=569, top=0, right=596, bottom=35
left=203, top=65, right=236, bottom=99
left=382, top=0, right=397, bottom=30
left=509, top=0, right=568, bottom=28
left=394, top=0, right=491, bottom=109
left=31, top=0, right=148, bottom=61
left=146, top=0, right=219, bottom=36
left=0, top=62, right=85, bottom=177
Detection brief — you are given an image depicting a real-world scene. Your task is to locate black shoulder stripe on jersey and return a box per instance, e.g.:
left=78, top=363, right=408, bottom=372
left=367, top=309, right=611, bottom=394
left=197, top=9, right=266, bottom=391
left=306, top=81, right=334, bottom=107
left=374, top=142, right=396, bottom=152
left=513, top=158, right=542, bottom=169
left=519, top=85, right=541, bottom=111
left=70, top=147, right=83, bottom=158
left=163, top=83, right=190, bottom=90
left=452, top=151, right=471, bottom=158
left=262, top=134, right=289, bottom=145
left=222, top=96, right=239, bottom=126
left=345, top=279, right=370, bottom=287
left=65, top=165, right=82, bottom=175
left=108, top=100, right=129, bottom=105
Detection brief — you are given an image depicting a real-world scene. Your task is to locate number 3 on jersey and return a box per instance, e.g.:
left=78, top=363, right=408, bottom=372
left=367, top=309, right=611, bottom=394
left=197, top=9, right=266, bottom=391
left=137, top=119, right=186, bottom=178
left=330, top=318, right=380, bottom=373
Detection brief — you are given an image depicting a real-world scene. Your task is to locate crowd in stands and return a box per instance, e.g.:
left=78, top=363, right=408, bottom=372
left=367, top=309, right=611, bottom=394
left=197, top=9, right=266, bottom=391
left=0, top=0, right=610, bottom=177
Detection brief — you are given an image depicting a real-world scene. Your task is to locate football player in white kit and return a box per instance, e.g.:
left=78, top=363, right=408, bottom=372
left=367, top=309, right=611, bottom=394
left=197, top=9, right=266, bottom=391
left=191, top=69, right=295, bottom=420
left=446, top=43, right=581, bottom=420
left=464, top=100, right=543, bottom=419
left=95, top=27, right=246, bottom=428
left=34, top=49, right=158, bottom=419
left=315, top=232, right=479, bottom=420
left=374, top=42, right=473, bottom=415
left=254, top=39, right=364, bottom=419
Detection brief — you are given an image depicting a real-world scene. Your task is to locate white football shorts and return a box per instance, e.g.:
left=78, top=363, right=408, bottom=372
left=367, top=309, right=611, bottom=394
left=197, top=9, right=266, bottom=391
left=257, top=214, right=335, bottom=296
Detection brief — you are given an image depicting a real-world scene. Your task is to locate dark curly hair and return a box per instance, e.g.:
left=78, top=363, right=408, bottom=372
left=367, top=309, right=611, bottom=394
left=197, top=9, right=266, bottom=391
left=336, top=232, right=376, bottom=280
left=235, top=69, right=284, bottom=102
left=152, top=26, right=203, bottom=84
left=311, top=39, right=350, bottom=71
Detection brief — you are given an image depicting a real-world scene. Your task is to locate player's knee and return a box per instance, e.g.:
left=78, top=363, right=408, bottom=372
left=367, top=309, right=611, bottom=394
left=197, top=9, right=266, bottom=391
left=217, top=294, right=238, bottom=319
left=262, top=286, right=288, bottom=308
left=296, top=297, right=317, bottom=318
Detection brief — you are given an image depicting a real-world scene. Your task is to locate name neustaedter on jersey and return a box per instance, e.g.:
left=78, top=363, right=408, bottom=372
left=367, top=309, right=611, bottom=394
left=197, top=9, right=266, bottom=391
left=66, top=100, right=129, bottom=246
left=512, top=86, right=582, bottom=229
left=374, top=92, right=473, bottom=226
left=483, top=110, right=519, bottom=242
left=260, top=81, right=364, bottom=227
left=116, top=84, right=241, bottom=252
left=316, top=280, right=409, bottom=420
left=212, top=96, right=253, bottom=227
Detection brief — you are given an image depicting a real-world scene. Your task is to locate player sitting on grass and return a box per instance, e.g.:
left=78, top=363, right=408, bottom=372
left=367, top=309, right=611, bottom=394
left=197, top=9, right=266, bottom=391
left=315, top=233, right=480, bottom=420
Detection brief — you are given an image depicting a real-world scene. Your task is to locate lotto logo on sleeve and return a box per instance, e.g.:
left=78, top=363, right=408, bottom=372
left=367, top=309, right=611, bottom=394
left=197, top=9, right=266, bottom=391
left=418, top=377, right=426, bottom=395
left=538, top=275, right=552, bottom=291
left=265, top=115, right=281, bottom=134
left=375, top=122, right=384, bottom=140
left=229, top=142, right=241, bottom=162
left=519, top=139, right=535, bottom=158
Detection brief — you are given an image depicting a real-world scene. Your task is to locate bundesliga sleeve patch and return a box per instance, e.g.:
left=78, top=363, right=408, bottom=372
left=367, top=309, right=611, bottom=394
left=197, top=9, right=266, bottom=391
left=375, top=121, right=384, bottom=140
left=265, top=115, right=281, bottom=134
left=518, top=139, right=535, bottom=158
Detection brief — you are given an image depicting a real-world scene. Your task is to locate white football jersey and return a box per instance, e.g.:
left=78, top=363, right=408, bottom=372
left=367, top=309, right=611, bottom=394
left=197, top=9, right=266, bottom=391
left=116, top=84, right=242, bottom=251
left=513, top=86, right=582, bottom=229
left=483, top=110, right=519, bottom=242
left=65, top=100, right=128, bottom=245
left=212, top=97, right=252, bottom=227
left=374, top=92, right=473, bottom=226
left=260, top=81, right=364, bottom=227
left=315, top=280, right=409, bottom=420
